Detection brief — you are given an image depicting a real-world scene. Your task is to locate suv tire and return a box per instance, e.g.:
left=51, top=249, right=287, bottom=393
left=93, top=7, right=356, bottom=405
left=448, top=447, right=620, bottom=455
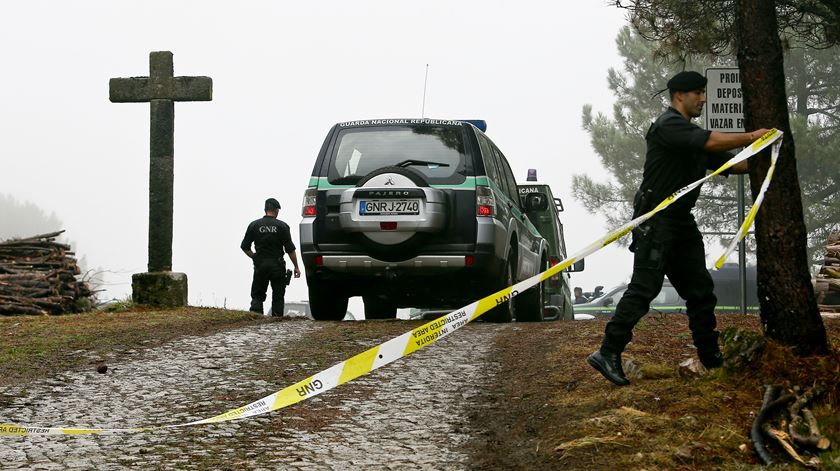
left=308, top=278, right=349, bottom=321
left=363, top=295, right=397, bottom=319
left=485, top=258, right=515, bottom=323
left=515, top=268, right=545, bottom=322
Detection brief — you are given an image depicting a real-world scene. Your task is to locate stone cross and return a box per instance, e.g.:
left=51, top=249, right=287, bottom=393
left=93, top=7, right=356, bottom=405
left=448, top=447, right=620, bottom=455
left=109, top=51, right=212, bottom=272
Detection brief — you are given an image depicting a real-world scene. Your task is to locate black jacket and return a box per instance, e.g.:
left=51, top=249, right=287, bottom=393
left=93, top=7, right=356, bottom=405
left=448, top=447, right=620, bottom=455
left=241, top=216, right=295, bottom=260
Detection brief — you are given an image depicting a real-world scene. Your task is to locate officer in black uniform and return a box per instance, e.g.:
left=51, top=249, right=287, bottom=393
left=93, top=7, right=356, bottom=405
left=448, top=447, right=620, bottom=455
left=241, top=198, right=301, bottom=316
left=587, top=71, right=771, bottom=386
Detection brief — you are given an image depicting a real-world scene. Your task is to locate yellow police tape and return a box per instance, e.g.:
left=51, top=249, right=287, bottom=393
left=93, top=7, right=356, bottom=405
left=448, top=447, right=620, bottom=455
left=713, top=133, right=782, bottom=269
left=0, top=129, right=784, bottom=437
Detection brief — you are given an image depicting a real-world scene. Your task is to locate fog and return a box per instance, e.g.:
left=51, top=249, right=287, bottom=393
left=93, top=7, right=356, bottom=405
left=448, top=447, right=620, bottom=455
left=0, top=1, right=634, bottom=316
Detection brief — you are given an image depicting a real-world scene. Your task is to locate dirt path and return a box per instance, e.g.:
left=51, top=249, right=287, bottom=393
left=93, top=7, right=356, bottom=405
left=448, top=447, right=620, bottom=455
left=0, top=320, right=505, bottom=470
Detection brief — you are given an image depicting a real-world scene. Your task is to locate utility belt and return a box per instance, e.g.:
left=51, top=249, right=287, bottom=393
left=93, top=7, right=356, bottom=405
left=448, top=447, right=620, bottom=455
left=630, top=189, right=696, bottom=252
left=253, top=253, right=286, bottom=266
left=629, top=189, right=653, bottom=253
left=631, top=188, right=653, bottom=221
left=252, top=254, right=292, bottom=285
left=254, top=251, right=285, bottom=259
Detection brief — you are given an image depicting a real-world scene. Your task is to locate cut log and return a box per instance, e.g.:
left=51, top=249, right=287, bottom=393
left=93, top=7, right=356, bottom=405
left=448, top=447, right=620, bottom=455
left=761, top=425, right=809, bottom=466
left=801, top=409, right=831, bottom=450
left=751, top=384, right=784, bottom=465
left=788, top=386, right=831, bottom=450
left=0, top=304, right=47, bottom=315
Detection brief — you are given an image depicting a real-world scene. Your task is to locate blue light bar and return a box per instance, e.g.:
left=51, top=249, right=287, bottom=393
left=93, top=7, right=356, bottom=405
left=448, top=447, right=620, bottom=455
left=461, top=120, right=487, bottom=132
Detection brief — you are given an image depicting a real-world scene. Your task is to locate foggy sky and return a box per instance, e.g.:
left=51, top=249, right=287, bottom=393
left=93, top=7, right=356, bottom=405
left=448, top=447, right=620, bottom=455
left=0, top=1, right=632, bottom=315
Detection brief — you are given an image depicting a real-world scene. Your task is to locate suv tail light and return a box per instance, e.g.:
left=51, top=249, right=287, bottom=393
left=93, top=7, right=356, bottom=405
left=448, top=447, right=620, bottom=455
left=302, top=188, right=317, bottom=217
left=548, top=256, right=561, bottom=286
left=476, top=185, right=495, bottom=217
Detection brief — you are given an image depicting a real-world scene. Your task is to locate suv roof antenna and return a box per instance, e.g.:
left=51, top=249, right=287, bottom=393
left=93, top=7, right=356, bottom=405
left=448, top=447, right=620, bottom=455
left=421, top=64, right=429, bottom=118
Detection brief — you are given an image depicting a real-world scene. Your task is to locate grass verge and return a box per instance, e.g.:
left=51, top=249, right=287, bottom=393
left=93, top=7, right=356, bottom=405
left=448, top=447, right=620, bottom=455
left=0, top=307, right=269, bottom=387
left=467, top=314, right=840, bottom=470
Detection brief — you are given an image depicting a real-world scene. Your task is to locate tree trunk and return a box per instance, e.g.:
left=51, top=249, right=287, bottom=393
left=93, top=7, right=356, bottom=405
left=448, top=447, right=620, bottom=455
left=735, top=0, right=828, bottom=354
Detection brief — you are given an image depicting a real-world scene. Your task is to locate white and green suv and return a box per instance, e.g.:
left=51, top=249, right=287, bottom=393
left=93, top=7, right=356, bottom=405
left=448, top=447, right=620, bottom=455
left=300, top=119, right=551, bottom=321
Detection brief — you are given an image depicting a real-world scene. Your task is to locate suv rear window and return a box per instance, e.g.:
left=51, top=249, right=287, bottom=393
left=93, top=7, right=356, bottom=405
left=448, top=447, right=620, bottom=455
left=328, top=126, right=467, bottom=185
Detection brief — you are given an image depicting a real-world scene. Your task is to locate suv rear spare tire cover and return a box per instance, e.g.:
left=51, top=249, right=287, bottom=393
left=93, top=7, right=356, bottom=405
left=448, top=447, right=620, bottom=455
left=356, top=166, right=429, bottom=187
left=339, top=166, right=448, bottom=262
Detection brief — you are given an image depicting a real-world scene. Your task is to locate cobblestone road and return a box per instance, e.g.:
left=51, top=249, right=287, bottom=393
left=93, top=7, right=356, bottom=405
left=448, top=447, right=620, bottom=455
left=0, top=320, right=503, bottom=470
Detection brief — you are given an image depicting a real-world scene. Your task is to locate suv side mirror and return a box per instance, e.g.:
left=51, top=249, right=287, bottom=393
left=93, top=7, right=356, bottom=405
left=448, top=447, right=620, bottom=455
left=565, top=259, right=585, bottom=272
left=525, top=193, right=549, bottom=212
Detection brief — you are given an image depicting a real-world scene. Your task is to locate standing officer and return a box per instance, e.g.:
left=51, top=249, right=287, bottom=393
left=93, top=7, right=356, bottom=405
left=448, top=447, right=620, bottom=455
left=241, top=198, right=301, bottom=316
left=587, top=71, right=771, bottom=386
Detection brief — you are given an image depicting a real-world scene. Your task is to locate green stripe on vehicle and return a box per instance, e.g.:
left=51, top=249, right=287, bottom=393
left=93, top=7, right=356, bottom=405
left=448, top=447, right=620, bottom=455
left=308, top=176, right=479, bottom=189
left=431, top=176, right=478, bottom=189
left=575, top=305, right=758, bottom=313
left=309, top=177, right=352, bottom=189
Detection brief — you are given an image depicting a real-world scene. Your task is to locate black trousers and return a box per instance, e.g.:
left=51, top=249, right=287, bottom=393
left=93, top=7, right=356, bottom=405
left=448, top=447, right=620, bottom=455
left=250, top=257, right=286, bottom=316
left=602, top=218, right=719, bottom=356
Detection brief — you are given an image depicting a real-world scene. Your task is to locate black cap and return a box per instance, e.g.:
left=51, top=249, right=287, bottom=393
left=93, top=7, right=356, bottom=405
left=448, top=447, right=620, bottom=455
left=667, top=71, right=707, bottom=92
left=265, top=198, right=281, bottom=211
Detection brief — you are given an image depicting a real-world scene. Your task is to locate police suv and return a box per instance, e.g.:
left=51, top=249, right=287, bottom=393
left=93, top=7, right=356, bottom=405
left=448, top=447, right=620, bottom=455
left=300, top=119, right=552, bottom=321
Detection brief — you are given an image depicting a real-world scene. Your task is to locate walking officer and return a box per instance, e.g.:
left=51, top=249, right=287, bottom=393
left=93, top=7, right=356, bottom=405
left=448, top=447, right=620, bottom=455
left=241, top=198, right=301, bottom=316
left=587, top=71, right=771, bottom=386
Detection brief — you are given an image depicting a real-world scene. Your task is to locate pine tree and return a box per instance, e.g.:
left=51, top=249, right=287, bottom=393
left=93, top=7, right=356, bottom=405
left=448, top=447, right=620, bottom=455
left=583, top=0, right=839, bottom=354
left=576, top=27, right=840, bottom=261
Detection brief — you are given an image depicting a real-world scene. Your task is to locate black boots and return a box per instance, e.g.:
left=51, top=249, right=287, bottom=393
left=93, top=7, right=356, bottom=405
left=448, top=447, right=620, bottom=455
left=587, top=350, right=630, bottom=386
left=588, top=346, right=722, bottom=386
left=698, top=349, right=724, bottom=369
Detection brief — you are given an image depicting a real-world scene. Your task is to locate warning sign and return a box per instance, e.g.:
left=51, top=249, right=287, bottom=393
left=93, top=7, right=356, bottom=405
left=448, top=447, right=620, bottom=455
left=705, top=67, right=745, bottom=132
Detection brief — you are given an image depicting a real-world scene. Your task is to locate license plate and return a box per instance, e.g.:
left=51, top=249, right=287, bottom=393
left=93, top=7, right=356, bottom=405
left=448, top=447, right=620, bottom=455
left=359, top=199, right=420, bottom=216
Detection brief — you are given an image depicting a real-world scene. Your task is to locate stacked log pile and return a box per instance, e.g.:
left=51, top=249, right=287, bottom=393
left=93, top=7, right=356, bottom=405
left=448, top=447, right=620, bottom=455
left=814, top=230, right=840, bottom=312
left=0, top=230, right=93, bottom=315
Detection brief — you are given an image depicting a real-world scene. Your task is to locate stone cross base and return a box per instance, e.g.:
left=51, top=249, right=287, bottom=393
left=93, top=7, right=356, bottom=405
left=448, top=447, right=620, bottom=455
left=132, top=272, right=188, bottom=307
